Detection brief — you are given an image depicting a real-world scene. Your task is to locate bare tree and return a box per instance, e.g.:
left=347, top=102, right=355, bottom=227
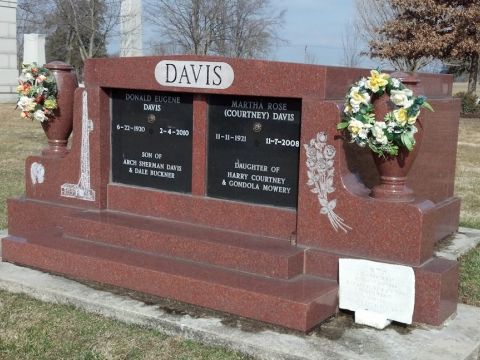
left=50, top=0, right=122, bottom=62
left=340, top=22, right=362, bottom=67
left=221, top=0, right=285, bottom=58
left=144, top=0, right=284, bottom=58
left=354, top=0, right=432, bottom=71
left=145, top=0, right=224, bottom=55
left=304, top=46, right=319, bottom=64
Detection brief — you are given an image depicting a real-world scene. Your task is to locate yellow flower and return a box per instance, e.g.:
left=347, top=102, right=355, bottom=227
left=393, top=108, right=408, bottom=125
left=348, top=86, right=370, bottom=113
left=350, top=87, right=370, bottom=105
left=44, top=99, right=58, bottom=110
left=366, top=70, right=390, bottom=93
left=344, top=103, right=353, bottom=114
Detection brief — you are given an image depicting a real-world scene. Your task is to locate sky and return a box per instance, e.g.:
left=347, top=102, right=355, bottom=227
left=272, top=0, right=363, bottom=65
left=114, top=0, right=377, bottom=68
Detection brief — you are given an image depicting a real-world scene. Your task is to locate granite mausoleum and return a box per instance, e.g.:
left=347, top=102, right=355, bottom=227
left=2, top=56, right=461, bottom=331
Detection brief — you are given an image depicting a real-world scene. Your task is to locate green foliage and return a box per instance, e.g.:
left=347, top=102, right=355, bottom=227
left=400, top=132, right=414, bottom=151
left=454, top=92, right=480, bottom=114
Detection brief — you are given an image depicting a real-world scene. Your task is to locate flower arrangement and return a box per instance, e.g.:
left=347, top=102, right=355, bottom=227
left=16, top=63, right=58, bottom=123
left=336, top=69, right=433, bottom=157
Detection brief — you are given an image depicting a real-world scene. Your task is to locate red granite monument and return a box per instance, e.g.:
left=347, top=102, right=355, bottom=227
left=2, top=56, right=460, bottom=331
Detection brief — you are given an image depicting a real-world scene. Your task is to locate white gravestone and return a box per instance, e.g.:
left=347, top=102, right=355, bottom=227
left=120, top=0, right=143, bottom=57
left=23, top=33, right=46, bottom=66
left=0, top=0, right=18, bottom=103
left=339, top=259, right=415, bottom=329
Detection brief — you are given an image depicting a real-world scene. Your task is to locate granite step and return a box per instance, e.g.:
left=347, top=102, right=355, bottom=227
left=2, top=230, right=338, bottom=332
left=62, top=210, right=304, bottom=280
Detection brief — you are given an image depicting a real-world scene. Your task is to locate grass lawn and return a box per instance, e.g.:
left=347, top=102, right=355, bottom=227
left=0, top=101, right=479, bottom=357
left=452, top=82, right=480, bottom=96
left=0, top=105, right=44, bottom=229
left=455, top=118, right=480, bottom=229
left=0, top=289, right=250, bottom=360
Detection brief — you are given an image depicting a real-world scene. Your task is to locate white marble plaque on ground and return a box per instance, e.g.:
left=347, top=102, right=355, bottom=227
left=339, top=259, right=415, bottom=325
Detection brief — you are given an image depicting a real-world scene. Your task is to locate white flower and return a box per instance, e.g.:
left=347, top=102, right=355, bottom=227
left=358, top=128, right=369, bottom=139
left=349, top=86, right=371, bottom=109
left=17, top=96, right=35, bottom=111
left=391, top=78, right=401, bottom=88
left=347, top=119, right=364, bottom=136
left=18, top=73, right=28, bottom=83
left=33, top=109, right=46, bottom=122
left=377, top=134, right=388, bottom=145
left=17, top=96, right=30, bottom=110
left=25, top=72, right=33, bottom=81
left=357, top=78, right=367, bottom=88
left=372, top=124, right=388, bottom=145
left=348, top=119, right=372, bottom=139
left=371, top=124, right=384, bottom=139
left=35, top=86, right=46, bottom=95
left=390, top=89, right=413, bottom=108
left=350, top=102, right=360, bottom=113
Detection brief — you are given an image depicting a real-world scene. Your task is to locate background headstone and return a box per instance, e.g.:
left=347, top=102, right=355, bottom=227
left=23, top=33, right=46, bottom=66
left=0, top=0, right=17, bottom=103
left=120, top=0, right=143, bottom=57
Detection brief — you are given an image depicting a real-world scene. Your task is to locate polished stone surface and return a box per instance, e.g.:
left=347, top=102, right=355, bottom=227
left=2, top=229, right=337, bottom=331
left=3, top=56, right=462, bottom=330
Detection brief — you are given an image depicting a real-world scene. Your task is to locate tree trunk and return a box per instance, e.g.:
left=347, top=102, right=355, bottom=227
left=468, top=53, right=479, bottom=94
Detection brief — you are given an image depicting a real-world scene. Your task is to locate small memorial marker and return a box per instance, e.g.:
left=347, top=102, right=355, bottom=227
left=111, top=89, right=193, bottom=193
left=207, top=95, right=301, bottom=208
left=339, top=259, right=415, bottom=328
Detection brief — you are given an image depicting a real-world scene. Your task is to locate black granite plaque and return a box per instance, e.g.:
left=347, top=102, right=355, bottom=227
left=111, top=89, right=193, bottom=193
left=207, top=95, right=301, bottom=208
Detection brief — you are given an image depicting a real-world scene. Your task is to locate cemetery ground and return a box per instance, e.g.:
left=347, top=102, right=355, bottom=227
left=0, top=102, right=479, bottom=358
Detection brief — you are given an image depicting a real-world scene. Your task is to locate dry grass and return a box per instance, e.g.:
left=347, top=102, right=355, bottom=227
left=0, top=104, right=44, bottom=229
left=0, top=289, right=250, bottom=360
left=452, top=82, right=480, bottom=96
left=459, top=245, right=480, bottom=307
left=455, top=118, right=480, bottom=228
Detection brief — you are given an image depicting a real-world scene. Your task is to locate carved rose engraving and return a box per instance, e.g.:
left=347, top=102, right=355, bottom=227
left=304, top=132, right=351, bottom=233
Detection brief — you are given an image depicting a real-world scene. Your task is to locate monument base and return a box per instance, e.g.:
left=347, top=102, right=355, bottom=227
left=3, top=197, right=459, bottom=330
left=3, top=198, right=339, bottom=332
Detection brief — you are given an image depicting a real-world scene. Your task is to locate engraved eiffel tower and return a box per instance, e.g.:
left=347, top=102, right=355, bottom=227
left=61, top=89, right=95, bottom=201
